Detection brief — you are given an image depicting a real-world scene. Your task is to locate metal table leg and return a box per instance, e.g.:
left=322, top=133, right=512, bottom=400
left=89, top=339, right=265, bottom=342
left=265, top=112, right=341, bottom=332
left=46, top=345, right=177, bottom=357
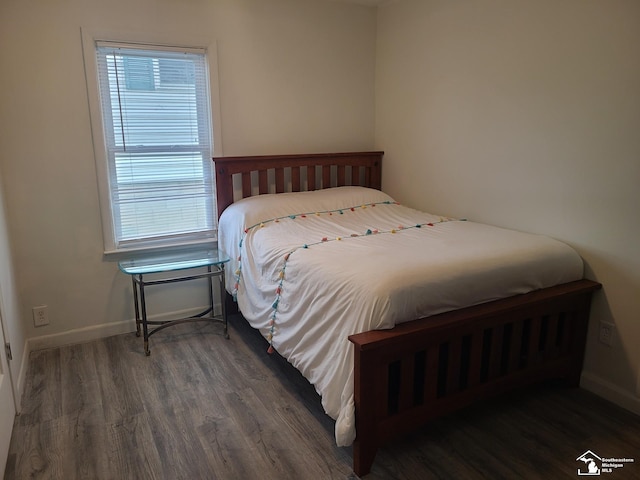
left=132, top=275, right=141, bottom=337
left=138, top=274, right=150, bottom=356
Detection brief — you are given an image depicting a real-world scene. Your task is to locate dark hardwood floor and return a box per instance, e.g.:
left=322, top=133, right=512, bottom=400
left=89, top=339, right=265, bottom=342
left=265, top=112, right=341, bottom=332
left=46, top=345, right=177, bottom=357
left=5, top=314, right=640, bottom=479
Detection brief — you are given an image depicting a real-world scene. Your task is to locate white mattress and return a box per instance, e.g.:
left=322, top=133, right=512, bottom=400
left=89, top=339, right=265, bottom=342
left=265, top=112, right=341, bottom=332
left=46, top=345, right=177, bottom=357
left=218, top=186, right=583, bottom=446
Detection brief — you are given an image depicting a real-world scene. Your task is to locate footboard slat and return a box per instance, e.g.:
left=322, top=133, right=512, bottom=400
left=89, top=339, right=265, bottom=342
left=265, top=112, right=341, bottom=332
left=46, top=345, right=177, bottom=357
left=349, top=279, right=601, bottom=477
left=508, top=319, right=524, bottom=373
left=424, top=346, right=439, bottom=403
left=528, top=317, right=543, bottom=367
left=560, top=312, right=572, bottom=353
left=446, top=338, right=463, bottom=395
left=467, top=331, right=483, bottom=388
left=544, top=314, right=559, bottom=360
left=488, top=324, right=505, bottom=380
left=398, top=354, right=415, bottom=412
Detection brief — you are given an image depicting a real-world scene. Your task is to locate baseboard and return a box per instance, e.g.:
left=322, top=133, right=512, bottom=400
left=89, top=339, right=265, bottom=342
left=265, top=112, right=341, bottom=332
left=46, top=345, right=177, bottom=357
left=15, top=343, right=30, bottom=414
left=27, top=318, right=137, bottom=352
left=27, top=304, right=220, bottom=352
left=15, top=317, right=135, bottom=414
left=581, top=371, right=640, bottom=416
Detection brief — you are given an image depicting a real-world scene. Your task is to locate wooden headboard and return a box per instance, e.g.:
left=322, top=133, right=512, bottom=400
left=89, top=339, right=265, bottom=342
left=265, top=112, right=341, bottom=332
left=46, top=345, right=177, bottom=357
left=213, top=151, right=384, bottom=218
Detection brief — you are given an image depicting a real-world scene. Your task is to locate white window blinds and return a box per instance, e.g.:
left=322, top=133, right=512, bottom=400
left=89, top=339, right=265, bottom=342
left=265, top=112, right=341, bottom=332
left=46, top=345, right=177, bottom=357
left=95, top=42, right=215, bottom=250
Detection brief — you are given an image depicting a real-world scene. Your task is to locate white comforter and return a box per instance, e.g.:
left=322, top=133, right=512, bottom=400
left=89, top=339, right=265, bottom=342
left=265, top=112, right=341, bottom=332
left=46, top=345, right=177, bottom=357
left=218, top=187, right=583, bottom=446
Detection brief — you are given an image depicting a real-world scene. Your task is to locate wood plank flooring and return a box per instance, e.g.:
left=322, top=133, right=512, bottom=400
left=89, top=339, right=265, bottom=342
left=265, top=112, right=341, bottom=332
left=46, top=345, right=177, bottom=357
left=5, top=315, right=640, bottom=479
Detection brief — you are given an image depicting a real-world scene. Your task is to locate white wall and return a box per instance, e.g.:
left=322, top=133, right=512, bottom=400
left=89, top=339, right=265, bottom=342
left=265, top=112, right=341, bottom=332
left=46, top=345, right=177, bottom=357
left=0, top=0, right=376, bottom=375
left=376, top=0, right=640, bottom=411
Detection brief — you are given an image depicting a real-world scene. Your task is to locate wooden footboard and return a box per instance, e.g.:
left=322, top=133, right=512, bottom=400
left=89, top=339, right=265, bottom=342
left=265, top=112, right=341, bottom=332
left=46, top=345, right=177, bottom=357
left=348, top=279, right=601, bottom=477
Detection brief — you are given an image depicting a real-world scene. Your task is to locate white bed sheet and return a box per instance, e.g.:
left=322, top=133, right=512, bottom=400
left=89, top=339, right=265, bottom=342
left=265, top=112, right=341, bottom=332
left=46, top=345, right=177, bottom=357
left=218, top=187, right=583, bottom=446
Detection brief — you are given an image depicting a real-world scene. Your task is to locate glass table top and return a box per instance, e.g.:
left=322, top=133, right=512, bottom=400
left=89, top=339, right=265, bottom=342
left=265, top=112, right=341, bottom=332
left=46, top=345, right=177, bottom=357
left=118, top=249, right=230, bottom=275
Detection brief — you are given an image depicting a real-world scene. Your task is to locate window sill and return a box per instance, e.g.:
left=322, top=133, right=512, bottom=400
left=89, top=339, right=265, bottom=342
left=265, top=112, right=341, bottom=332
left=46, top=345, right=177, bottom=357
left=103, top=238, right=218, bottom=262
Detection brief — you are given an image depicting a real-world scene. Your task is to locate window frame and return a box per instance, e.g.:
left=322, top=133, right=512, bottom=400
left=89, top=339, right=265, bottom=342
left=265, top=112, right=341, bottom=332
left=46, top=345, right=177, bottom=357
left=81, top=28, right=223, bottom=254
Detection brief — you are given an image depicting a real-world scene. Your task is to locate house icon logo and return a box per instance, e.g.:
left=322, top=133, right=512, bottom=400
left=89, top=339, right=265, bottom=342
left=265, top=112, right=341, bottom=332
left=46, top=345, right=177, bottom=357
left=577, top=450, right=602, bottom=476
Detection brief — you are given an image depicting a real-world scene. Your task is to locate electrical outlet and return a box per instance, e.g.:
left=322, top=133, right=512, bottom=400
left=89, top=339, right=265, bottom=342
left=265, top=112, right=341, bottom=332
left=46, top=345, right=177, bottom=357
left=598, top=321, right=615, bottom=347
left=33, top=305, right=49, bottom=327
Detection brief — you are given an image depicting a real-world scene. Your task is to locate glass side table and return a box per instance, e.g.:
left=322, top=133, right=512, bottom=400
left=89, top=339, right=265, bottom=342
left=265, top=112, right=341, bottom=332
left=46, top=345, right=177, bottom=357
left=118, top=248, right=230, bottom=356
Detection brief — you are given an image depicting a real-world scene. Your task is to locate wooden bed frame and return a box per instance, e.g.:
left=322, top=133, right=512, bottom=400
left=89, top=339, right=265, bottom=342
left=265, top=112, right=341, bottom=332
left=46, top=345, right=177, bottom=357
left=213, top=151, right=601, bottom=477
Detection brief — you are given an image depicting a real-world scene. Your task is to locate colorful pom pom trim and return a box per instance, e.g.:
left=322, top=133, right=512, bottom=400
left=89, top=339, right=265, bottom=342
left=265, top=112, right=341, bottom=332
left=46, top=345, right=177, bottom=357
left=231, top=200, right=458, bottom=353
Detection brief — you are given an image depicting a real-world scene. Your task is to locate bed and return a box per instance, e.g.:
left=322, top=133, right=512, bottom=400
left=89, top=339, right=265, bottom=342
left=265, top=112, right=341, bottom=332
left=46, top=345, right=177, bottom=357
left=213, top=151, right=601, bottom=476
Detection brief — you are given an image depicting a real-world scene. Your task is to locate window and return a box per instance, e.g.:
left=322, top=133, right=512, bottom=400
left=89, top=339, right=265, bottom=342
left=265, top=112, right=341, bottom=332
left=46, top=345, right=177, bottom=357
left=92, top=41, right=216, bottom=252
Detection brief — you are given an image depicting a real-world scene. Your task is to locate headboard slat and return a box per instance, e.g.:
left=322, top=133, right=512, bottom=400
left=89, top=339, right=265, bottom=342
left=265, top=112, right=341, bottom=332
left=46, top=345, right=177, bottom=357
left=307, top=165, right=317, bottom=191
left=275, top=168, right=285, bottom=193
left=292, top=166, right=301, bottom=191
left=362, top=166, right=370, bottom=187
left=322, top=165, right=331, bottom=189
left=241, top=172, right=251, bottom=198
left=337, top=165, right=346, bottom=187
left=259, top=170, right=268, bottom=194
